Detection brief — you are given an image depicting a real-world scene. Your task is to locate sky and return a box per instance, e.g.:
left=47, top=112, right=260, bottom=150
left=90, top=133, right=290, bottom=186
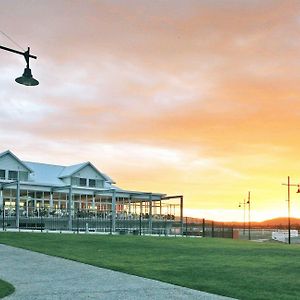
left=1, top=0, right=300, bottom=221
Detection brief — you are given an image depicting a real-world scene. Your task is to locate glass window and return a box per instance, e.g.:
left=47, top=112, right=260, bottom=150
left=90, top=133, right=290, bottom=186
left=96, top=179, right=103, bottom=188
left=89, top=179, right=96, bottom=187
left=0, top=169, right=5, bottom=179
left=19, top=171, right=28, bottom=181
left=79, top=178, right=87, bottom=187
left=71, top=177, right=79, bottom=186
left=8, top=170, right=18, bottom=180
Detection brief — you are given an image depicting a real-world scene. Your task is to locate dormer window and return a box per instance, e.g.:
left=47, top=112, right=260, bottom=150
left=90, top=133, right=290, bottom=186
left=8, top=170, right=18, bottom=180
left=89, top=179, right=96, bottom=187
left=19, top=171, right=28, bottom=181
left=0, top=169, right=5, bottom=180
left=79, top=178, right=87, bottom=187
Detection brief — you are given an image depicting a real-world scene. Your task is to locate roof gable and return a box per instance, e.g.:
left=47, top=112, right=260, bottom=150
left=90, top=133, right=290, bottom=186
left=59, top=161, right=115, bottom=183
left=0, top=150, right=33, bottom=173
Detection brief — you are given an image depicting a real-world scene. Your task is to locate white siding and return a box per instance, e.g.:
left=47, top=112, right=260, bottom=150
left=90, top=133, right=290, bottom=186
left=73, top=165, right=106, bottom=180
left=0, top=153, right=28, bottom=172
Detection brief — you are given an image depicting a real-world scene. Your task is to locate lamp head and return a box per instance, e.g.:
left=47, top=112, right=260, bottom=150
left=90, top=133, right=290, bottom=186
left=297, top=187, right=300, bottom=194
left=15, top=67, right=39, bottom=86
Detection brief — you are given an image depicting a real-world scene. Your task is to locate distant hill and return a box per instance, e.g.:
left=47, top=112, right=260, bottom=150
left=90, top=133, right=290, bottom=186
left=222, top=217, right=300, bottom=228
left=259, top=217, right=300, bottom=226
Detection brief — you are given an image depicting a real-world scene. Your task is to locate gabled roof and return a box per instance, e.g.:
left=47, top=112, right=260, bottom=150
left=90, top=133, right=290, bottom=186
left=0, top=150, right=33, bottom=173
left=58, top=161, right=115, bottom=183
left=58, top=162, right=88, bottom=178
left=24, top=161, right=65, bottom=186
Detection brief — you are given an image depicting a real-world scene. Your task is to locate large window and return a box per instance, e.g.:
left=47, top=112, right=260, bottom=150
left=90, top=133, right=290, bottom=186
left=8, top=170, right=18, bottom=180
left=79, top=178, right=87, bottom=187
left=96, top=179, right=103, bottom=188
left=89, top=179, right=96, bottom=187
left=19, top=171, right=28, bottom=181
left=0, top=169, right=5, bottom=180
left=71, top=177, right=79, bottom=186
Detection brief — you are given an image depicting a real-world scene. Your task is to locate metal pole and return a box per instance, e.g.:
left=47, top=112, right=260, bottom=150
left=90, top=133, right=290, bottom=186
left=111, top=190, right=116, bottom=233
left=247, top=191, right=251, bottom=240
left=16, top=172, right=20, bottom=230
left=288, top=176, right=291, bottom=244
left=2, top=203, right=4, bottom=231
left=243, top=199, right=246, bottom=235
left=202, top=218, right=205, bottom=237
left=185, top=216, right=188, bottom=237
left=180, top=196, right=183, bottom=236
left=68, top=186, right=72, bottom=231
left=149, top=194, right=152, bottom=234
left=139, top=213, right=142, bottom=235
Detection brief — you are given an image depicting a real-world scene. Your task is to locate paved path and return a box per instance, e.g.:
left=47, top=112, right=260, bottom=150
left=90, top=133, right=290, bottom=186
left=0, top=244, right=234, bottom=300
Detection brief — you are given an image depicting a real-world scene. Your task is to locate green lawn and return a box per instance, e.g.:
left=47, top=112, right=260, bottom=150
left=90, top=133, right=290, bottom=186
left=0, top=279, right=14, bottom=299
left=1, top=233, right=300, bottom=299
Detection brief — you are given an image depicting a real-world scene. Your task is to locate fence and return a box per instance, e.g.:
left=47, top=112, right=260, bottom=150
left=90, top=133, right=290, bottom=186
left=1, top=205, right=298, bottom=241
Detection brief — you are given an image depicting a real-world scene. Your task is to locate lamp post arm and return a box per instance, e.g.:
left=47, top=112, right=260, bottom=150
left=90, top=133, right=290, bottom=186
left=0, top=45, right=37, bottom=59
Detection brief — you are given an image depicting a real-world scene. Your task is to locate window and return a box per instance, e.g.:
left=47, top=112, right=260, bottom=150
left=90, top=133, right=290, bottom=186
left=8, top=170, right=18, bottom=180
left=0, top=169, right=5, bottom=180
left=89, top=179, right=96, bottom=187
left=79, top=178, right=87, bottom=187
left=96, top=179, right=103, bottom=188
left=19, top=171, right=28, bottom=181
left=71, top=177, right=79, bottom=186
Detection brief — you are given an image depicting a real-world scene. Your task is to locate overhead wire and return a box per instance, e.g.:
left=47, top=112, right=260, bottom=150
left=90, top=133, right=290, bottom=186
left=0, top=30, right=25, bottom=52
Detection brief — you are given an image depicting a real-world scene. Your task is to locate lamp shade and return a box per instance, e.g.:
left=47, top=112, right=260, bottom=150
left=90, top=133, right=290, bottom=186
left=15, top=67, right=39, bottom=86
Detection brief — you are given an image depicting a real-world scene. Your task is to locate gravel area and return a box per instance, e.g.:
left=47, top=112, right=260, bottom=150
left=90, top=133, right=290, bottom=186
left=0, top=244, right=234, bottom=300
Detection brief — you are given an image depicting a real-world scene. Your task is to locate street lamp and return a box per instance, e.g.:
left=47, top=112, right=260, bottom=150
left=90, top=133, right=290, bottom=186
left=0, top=45, right=39, bottom=86
left=246, top=191, right=251, bottom=241
left=238, top=199, right=246, bottom=235
left=282, top=176, right=299, bottom=244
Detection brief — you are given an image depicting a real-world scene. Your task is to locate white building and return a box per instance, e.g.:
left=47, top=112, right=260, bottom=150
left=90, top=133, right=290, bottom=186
left=0, top=150, right=183, bottom=234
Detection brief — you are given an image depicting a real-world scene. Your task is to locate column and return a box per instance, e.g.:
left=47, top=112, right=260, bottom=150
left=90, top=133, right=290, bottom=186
left=111, top=190, right=116, bottom=232
left=16, top=175, right=20, bottom=229
left=68, top=186, right=72, bottom=231
left=50, top=192, right=53, bottom=209
left=0, top=189, right=3, bottom=207
left=149, top=194, right=152, bottom=234
left=180, top=196, right=184, bottom=236
left=92, top=194, right=95, bottom=210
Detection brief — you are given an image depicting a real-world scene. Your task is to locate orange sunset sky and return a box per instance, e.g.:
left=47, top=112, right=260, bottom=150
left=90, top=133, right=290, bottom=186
left=1, top=1, right=300, bottom=221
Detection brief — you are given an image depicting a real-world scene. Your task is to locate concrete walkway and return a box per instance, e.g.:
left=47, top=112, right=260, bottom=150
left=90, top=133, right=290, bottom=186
left=0, top=244, right=234, bottom=300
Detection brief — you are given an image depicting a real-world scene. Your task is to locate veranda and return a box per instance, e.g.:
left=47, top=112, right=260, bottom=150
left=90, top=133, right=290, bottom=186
left=0, top=185, right=183, bottom=234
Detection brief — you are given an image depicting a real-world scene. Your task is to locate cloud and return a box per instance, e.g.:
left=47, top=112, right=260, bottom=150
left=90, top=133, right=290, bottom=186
left=1, top=1, right=300, bottom=220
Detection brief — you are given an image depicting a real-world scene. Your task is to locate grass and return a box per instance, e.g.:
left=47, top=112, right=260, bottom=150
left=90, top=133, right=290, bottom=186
left=1, top=233, right=300, bottom=300
left=0, top=279, right=14, bottom=299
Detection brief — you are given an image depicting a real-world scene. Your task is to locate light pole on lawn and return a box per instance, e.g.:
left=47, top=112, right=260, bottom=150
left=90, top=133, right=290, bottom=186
left=247, top=191, right=251, bottom=240
left=0, top=44, right=39, bottom=86
left=239, top=199, right=246, bottom=236
left=282, top=176, right=300, bottom=244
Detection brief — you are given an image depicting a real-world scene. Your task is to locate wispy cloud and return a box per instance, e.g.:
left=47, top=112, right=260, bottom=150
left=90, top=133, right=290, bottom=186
left=1, top=1, right=300, bottom=220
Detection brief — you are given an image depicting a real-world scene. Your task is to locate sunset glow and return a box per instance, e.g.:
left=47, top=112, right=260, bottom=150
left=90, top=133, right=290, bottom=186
left=1, top=1, right=300, bottom=221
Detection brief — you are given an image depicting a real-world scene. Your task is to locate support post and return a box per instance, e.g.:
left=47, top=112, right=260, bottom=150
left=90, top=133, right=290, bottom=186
left=202, top=218, right=205, bottom=237
left=288, top=176, right=291, bottom=244
left=50, top=192, right=53, bottom=210
left=16, top=172, right=20, bottom=230
left=139, top=213, right=142, bottom=235
left=68, top=186, right=72, bottom=231
left=92, top=194, right=95, bottom=210
left=185, top=216, right=188, bottom=237
left=247, top=191, right=251, bottom=241
left=149, top=194, right=152, bottom=234
left=111, top=190, right=116, bottom=233
left=0, top=189, right=3, bottom=207
left=180, top=196, right=183, bottom=236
